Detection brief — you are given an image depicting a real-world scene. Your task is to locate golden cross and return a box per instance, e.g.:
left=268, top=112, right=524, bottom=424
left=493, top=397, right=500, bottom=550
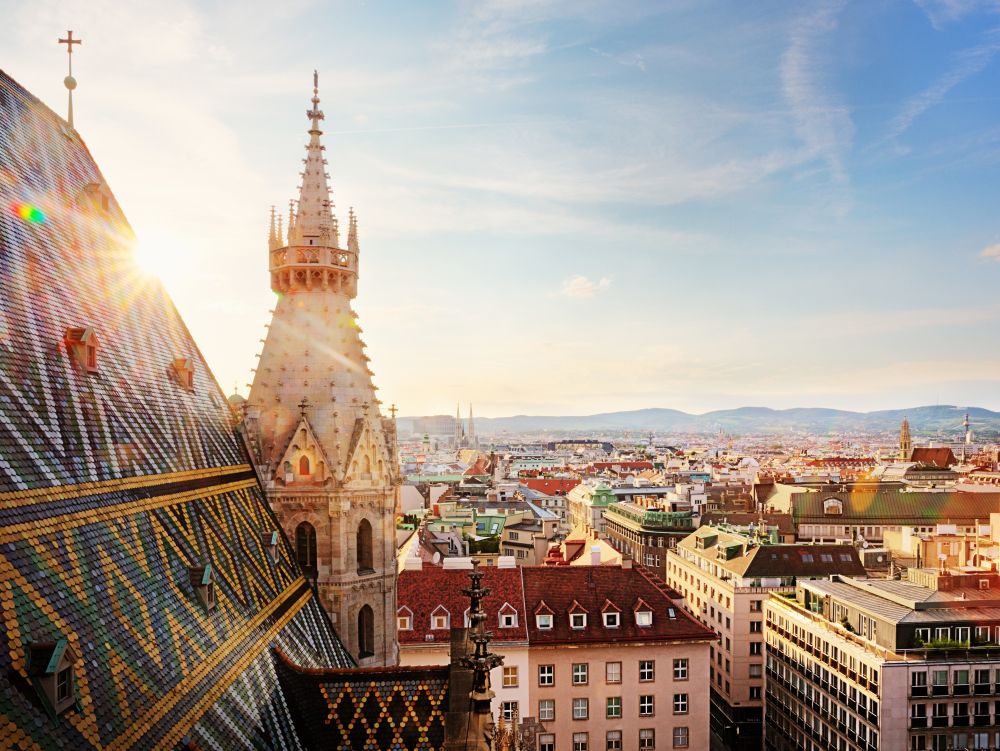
left=389, top=404, right=398, bottom=419
left=58, top=30, right=82, bottom=127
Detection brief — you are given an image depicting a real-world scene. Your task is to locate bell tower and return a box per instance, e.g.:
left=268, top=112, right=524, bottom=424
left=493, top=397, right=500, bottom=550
left=244, top=73, right=399, bottom=665
left=899, top=417, right=912, bottom=462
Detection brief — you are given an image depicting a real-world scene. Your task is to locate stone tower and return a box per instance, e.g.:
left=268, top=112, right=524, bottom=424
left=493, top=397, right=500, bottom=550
left=244, top=73, right=399, bottom=666
left=899, top=417, right=912, bottom=461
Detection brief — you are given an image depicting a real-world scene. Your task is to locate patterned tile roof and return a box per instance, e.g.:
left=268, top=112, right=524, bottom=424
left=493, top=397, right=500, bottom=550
left=0, top=69, right=364, bottom=749
left=274, top=649, right=449, bottom=751
left=397, top=566, right=528, bottom=644
left=790, top=489, right=1000, bottom=525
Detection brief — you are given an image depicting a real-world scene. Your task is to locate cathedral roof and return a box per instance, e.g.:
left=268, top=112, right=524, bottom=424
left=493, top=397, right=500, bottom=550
left=0, top=68, right=419, bottom=750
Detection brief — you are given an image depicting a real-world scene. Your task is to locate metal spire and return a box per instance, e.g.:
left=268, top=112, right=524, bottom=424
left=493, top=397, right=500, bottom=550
left=58, top=30, right=82, bottom=128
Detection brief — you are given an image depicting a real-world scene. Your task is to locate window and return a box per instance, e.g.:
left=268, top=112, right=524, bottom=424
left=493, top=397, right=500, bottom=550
left=603, top=611, right=620, bottom=628
left=573, top=663, right=589, bottom=685
left=501, top=701, right=518, bottom=722
left=749, top=663, right=762, bottom=678
left=538, top=664, right=554, bottom=686
left=749, top=686, right=762, bottom=700
left=539, top=734, right=555, bottom=751
left=639, top=660, right=655, bottom=682
left=299, top=455, right=311, bottom=475
left=539, top=699, right=555, bottom=721
left=357, top=605, right=374, bottom=658
left=640, top=695, right=655, bottom=716
left=749, top=641, right=762, bottom=655
left=636, top=610, right=653, bottom=627
left=397, top=607, right=412, bottom=630
left=56, top=666, right=72, bottom=703
left=431, top=606, right=450, bottom=630
left=571, top=613, right=587, bottom=629
left=673, top=658, right=688, bottom=680
left=499, top=606, right=518, bottom=628
left=573, top=732, right=589, bottom=751
left=672, top=693, right=687, bottom=714
left=674, top=728, right=688, bottom=748
left=749, top=620, right=762, bottom=633
left=573, top=697, right=589, bottom=720
left=295, top=522, right=317, bottom=573
left=537, top=614, right=553, bottom=629
left=641, top=728, right=658, bottom=749
left=606, top=696, right=622, bottom=718
left=606, top=661, right=621, bottom=684
left=503, top=666, right=518, bottom=688
left=356, top=519, right=373, bottom=572
left=606, top=730, right=622, bottom=751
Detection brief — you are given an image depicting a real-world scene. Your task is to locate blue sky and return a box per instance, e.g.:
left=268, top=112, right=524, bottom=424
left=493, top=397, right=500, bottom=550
left=4, top=0, right=1000, bottom=416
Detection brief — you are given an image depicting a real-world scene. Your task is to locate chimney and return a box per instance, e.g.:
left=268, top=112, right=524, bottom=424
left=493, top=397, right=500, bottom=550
left=622, top=558, right=633, bottom=569
left=590, top=545, right=602, bottom=566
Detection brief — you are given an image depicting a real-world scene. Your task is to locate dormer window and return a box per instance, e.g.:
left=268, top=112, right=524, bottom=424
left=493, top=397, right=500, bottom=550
left=262, top=530, right=280, bottom=562
left=171, top=358, right=195, bottom=391
left=189, top=564, right=216, bottom=613
left=498, top=603, right=518, bottom=628
left=430, top=605, right=450, bottom=630
left=397, top=606, right=413, bottom=631
left=28, top=639, right=78, bottom=715
left=78, top=182, right=112, bottom=213
left=537, top=614, right=553, bottom=629
left=603, top=612, right=620, bottom=628
left=570, top=613, right=587, bottom=629
left=64, top=327, right=98, bottom=373
left=823, top=498, right=844, bottom=516
left=634, top=598, right=653, bottom=627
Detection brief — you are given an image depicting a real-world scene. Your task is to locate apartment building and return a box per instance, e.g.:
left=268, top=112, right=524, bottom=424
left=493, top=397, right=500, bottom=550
left=666, top=525, right=866, bottom=749
left=764, top=569, right=1000, bottom=751
left=398, top=560, right=715, bottom=751
left=604, top=501, right=696, bottom=581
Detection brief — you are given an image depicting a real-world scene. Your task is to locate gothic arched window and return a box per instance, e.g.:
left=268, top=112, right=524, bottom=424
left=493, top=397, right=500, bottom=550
left=357, top=519, right=374, bottom=573
left=358, top=605, right=375, bottom=659
left=295, top=522, right=317, bottom=574
left=299, top=455, right=311, bottom=475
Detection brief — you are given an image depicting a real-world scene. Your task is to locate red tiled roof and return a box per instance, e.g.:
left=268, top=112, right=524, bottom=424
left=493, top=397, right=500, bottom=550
left=523, top=478, right=581, bottom=495
left=396, top=567, right=527, bottom=644
left=910, top=447, right=957, bottom=468
left=521, top=566, right=715, bottom=646
left=589, top=461, right=654, bottom=471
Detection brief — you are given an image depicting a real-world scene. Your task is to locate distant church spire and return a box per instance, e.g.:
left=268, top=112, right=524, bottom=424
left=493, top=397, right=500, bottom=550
left=468, top=404, right=477, bottom=449
left=899, top=417, right=912, bottom=461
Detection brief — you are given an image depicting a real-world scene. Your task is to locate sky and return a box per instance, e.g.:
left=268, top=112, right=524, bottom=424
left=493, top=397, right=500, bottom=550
left=3, top=0, right=1000, bottom=417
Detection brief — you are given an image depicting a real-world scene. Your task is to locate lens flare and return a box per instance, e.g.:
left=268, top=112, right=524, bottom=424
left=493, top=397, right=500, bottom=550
left=13, top=203, right=45, bottom=224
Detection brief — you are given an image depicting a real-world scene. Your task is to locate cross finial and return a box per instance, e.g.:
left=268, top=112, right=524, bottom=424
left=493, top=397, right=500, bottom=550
left=389, top=404, right=398, bottom=420
left=298, top=397, right=309, bottom=416
left=58, top=30, right=82, bottom=128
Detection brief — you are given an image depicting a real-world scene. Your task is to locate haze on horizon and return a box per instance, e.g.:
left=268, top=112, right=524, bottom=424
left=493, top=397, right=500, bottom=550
left=3, top=0, right=1000, bottom=419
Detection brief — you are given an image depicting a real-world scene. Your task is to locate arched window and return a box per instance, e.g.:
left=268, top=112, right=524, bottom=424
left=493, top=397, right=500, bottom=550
left=357, top=519, right=374, bottom=572
left=358, top=605, right=375, bottom=658
left=299, top=455, right=311, bottom=475
left=295, top=522, right=317, bottom=573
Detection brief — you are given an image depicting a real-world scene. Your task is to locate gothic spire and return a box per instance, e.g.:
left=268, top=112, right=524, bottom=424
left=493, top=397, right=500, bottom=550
left=348, top=207, right=359, bottom=254
left=268, top=206, right=278, bottom=250
left=294, top=71, right=335, bottom=244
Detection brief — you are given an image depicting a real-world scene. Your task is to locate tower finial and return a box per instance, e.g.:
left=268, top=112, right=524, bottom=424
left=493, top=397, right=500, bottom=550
left=348, top=207, right=359, bottom=253
left=268, top=205, right=277, bottom=250
left=58, top=30, right=82, bottom=128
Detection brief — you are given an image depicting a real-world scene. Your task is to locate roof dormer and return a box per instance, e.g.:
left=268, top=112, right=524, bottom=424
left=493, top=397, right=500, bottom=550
left=823, top=498, right=844, bottom=515
left=64, top=326, right=98, bottom=373
left=601, top=599, right=622, bottom=628
left=170, top=357, right=195, bottom=391
left=634, top=598, right=653, bottom=627
left=568, top=600, right=589, bottom=630
left=28, top=638, right=78, bottom=716
left=430, top=605, right=450, bottom=631
left=397, top=606, right=413, bottom=631
left=188, top=564, right=217, bottom=613
left=77, top=181, right=113, bottom=214
left=498, top=602, right=519, bottom=628
left=262, top=530, right=280, bottom=562
left=534, top=600, right=554, bottom=630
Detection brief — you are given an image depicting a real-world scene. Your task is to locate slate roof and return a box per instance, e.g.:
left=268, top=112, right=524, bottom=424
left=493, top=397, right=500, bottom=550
left=0, top=70, right=447, bottom=751
left=397, top=567, right=527, bottom=644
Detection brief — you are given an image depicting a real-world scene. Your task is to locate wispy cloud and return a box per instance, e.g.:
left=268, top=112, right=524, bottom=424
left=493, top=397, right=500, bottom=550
left=559, top=275, right=612, bottom=298
left=590, top=46, right=647, bottom=72
left=780, top=1, right=854, bottom=193
left=914, top=0, right=996, bottom=29
left=886, top=29, right=1000, bottom=147
left=981, top=243, right=1000, bottom=261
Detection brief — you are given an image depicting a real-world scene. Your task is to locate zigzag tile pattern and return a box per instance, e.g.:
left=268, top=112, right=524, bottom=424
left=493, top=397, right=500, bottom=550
left=0, top=69, right=357, bottom=750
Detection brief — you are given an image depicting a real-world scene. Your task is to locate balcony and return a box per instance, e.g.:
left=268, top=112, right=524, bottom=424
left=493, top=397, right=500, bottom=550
left=974, top=714, right=991, bottom=726
left=910, top=686, right=928, bottom=697
left=953, top=684, right=970, bottom=696
left=931, top=716, right=949, bottom=727
left=932, top=685, right=949, bottom=696
left=975, top=683, right=992, bottom=695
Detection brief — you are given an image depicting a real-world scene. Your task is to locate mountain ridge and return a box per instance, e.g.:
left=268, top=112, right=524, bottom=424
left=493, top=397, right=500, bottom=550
left=401, top=405, right=1000, bottom=436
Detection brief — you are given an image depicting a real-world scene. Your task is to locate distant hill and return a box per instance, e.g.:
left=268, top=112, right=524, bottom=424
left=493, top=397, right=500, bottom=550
left=400, top=405, right=1000, bottom=436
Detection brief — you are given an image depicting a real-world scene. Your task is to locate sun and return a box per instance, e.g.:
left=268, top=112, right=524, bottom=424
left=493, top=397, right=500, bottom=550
left=132, top=233, right=188, bottom=287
